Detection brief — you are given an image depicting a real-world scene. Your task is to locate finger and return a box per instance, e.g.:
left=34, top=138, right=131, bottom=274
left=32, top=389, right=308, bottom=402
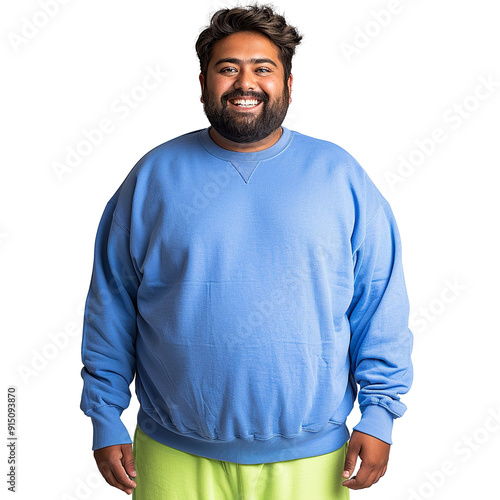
left=342, top=460, right=374, bottom=490
left=109, top=466, right=137, bottom=495
left=342, top=440, right=360, bottom=479
left=343, top=465, right=385, bottom=490
left=101, top=465, right=136, bottom=495
left=121, top=444, right=137, bottom=479
left=110, top=458, right=137, bottom=490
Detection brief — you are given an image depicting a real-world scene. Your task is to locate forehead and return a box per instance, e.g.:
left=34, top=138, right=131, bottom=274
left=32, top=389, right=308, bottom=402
left=209, top=31, right=282, bottom=68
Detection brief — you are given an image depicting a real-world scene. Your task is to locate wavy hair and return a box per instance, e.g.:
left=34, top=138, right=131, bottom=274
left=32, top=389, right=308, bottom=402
left=195, top=4, right=303, bottom=83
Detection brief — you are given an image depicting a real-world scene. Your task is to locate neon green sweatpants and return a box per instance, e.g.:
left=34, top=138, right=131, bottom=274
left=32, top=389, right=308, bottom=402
left=132, top=424, right=350, bottom=499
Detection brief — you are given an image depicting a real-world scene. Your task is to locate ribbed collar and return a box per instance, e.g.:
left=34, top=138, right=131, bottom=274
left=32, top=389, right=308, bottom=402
left=198, top=126, right=293, bottom=162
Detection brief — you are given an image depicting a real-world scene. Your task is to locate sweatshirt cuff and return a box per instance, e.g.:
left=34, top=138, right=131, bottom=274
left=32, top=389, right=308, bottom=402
left=89, top=405, right=132, bottom=450
left=352, top=404, right=395, bottom=445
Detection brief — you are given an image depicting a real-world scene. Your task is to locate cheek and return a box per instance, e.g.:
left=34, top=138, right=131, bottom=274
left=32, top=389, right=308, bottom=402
left=211, top=77, right=232, bottom=95
left=204, top=76, right=225, bottom=97
left=262, top=80, right=284, bottom=97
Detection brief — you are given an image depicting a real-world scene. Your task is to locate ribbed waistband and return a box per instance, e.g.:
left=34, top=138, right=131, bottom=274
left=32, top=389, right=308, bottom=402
left=136, top=407, right=350, bottom=465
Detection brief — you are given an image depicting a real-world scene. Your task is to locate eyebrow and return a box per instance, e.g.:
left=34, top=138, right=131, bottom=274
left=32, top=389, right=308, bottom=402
left=213, top=57, right=278, bottom=68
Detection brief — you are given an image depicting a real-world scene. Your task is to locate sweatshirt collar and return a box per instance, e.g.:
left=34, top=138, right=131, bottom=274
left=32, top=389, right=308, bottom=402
left=198, top=126, right=293, bottom=162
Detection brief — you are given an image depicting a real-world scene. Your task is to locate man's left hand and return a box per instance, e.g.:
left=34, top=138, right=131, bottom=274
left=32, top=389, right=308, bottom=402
left=342, top=430, right=390, bottom=490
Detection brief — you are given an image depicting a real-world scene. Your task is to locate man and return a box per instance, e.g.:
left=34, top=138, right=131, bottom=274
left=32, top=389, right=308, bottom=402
left=80, top=5, right=413, bottom=499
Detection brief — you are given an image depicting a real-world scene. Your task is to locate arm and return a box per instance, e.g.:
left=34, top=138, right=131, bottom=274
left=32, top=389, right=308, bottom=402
left=343, top=200, right=414, bottom=489
left=80, top=200, right=139, bottom=493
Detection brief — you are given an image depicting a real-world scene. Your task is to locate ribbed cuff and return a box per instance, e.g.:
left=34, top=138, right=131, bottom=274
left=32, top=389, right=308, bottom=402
left=89, top=405, right=132, bottom=450
left=352, top=404, right=395, bottom=445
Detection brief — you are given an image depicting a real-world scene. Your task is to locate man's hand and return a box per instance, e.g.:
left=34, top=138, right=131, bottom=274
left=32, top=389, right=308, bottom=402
left=342, top=430, right=390, bottom=490
left=94, top=443, right=137, bottom=495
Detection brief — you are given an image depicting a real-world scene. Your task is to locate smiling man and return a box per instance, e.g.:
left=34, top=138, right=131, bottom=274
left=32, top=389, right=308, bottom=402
left=200, top=29, right=291, bottom=149
left=80, top=5, right=413, bottom=499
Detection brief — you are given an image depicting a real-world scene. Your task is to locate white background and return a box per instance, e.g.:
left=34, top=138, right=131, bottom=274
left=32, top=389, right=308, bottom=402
left=2, top=0, right=499, bottom=498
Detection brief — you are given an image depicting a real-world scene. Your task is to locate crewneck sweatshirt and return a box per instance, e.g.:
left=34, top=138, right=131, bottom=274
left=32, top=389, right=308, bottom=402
left=80, top=127, right=413, bottom=464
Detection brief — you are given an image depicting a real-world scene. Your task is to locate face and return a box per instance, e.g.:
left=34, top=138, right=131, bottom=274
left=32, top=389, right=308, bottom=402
left=199, top=31, right=293, bottom=144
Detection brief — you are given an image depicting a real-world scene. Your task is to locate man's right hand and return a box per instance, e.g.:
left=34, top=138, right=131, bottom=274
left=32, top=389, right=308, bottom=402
left=94, top=443, right=137, bottom=495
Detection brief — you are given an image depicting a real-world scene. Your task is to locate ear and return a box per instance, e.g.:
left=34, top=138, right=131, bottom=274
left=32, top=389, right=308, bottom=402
left=287, top=74, right=293, bottom=103
left=199, top=73, right=205, bottom=103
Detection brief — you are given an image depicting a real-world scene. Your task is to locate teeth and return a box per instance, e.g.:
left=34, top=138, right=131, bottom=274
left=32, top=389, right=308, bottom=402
left=231, top=99, right=261, bottom=107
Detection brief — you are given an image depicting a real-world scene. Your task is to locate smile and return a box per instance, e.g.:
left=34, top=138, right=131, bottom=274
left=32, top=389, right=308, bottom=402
left=228, top=98, right=262, bottom=109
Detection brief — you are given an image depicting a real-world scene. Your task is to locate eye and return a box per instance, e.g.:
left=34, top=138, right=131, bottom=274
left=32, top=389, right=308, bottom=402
left=220, top=67, right=237, bottom=74
left=256, top=67, right=272, bottom=74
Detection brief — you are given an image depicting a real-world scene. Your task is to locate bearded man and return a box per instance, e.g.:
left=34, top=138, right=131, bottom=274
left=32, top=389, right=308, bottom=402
left=80, top=5, right=413, bottom=499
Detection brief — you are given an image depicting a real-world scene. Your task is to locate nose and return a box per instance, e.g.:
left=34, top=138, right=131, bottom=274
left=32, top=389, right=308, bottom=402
left=234, top=67, right=256, bottom=91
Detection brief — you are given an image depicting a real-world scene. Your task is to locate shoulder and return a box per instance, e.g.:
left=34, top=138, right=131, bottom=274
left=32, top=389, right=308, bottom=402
left=289, top=128, right=388, bottom=222
left=290, top=130, right=363, bottom=168
left=135, top=128, right=205, bottom=165
left=107, top=129, right=205, bottom=213
left=288, top=129, right=369, bottom=181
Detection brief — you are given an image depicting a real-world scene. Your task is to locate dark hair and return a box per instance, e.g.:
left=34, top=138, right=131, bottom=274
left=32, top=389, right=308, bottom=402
left=195, top=4, right=303, bottom=83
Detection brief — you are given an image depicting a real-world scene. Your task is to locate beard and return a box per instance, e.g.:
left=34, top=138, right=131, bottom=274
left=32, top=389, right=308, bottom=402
left=202, top=85, right=290, bottom=144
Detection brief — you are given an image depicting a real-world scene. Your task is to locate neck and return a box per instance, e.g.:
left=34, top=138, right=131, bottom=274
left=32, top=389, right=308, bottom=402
left=208, top=127, right=283, bottom=153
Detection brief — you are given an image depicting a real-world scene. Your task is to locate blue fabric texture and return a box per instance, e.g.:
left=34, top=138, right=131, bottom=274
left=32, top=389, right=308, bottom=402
left=80, top=127, right=413, bottom=463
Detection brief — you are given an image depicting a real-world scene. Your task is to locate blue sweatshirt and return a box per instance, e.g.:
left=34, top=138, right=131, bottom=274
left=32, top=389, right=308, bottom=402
left=80, top=126, right=413, bottom=464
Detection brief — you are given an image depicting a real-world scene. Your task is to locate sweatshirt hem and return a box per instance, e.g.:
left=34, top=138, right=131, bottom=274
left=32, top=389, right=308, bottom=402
left=137, top=407, right=350, bottom=464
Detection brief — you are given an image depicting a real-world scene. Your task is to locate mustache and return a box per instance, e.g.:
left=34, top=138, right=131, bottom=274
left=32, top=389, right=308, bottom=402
left=221, top=89, right=268, bottom=105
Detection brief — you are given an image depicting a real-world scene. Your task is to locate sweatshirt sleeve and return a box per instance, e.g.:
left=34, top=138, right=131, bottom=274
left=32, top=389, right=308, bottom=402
left=80, top=200, right=139, bottom=450
left=347, top=199, right=413, bottom=445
